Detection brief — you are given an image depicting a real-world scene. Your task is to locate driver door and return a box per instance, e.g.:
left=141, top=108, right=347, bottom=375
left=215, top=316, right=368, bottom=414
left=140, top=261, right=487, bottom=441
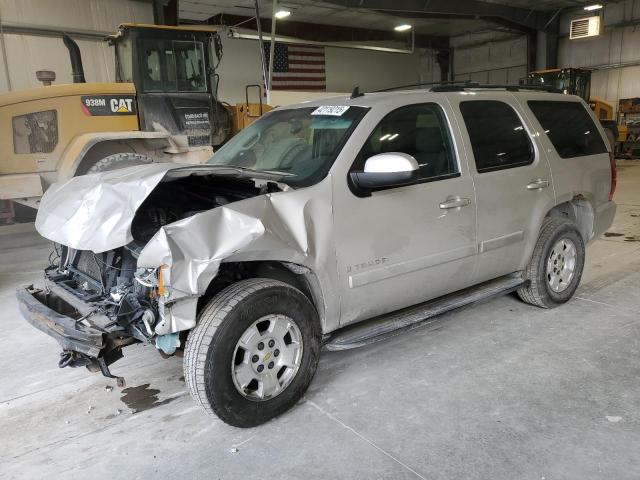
left=332, top=102, right=478, bottom=326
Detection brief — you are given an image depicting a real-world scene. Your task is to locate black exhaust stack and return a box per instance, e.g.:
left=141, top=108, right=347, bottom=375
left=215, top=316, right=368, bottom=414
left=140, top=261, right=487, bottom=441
left=62, top=34, right=86, bottom=83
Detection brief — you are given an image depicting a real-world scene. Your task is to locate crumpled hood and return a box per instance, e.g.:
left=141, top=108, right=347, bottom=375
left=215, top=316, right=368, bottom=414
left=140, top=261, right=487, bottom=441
left=34, top=163, right=282, bottom=253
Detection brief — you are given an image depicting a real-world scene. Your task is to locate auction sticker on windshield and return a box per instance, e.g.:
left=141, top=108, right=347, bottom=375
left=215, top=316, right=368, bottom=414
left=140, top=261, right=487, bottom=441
left=312, top=106, right=350, bottom=116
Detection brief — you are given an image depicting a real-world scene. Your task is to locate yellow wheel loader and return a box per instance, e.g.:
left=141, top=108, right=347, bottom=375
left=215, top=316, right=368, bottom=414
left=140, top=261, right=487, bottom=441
left=0, top=24, right=269, bottom=210
left=525, top=68, right=625, bottom=152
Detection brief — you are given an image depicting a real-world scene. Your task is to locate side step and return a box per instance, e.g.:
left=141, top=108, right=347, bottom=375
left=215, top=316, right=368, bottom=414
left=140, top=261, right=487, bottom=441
left=323, top=274, right=526, bottom=351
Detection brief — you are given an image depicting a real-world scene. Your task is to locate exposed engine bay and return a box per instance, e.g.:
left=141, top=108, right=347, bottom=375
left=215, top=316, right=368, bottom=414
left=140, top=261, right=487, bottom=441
left=38, top=173, right=282, bottom=380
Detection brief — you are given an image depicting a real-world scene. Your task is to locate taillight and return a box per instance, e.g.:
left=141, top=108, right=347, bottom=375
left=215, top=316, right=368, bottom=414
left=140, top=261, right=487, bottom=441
left=609, top=151, right=617, bottom=201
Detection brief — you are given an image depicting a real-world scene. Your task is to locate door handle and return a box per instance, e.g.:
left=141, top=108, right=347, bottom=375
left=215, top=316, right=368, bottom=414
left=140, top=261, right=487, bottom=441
left=439, top=197, right=471, bottom=210
left=526, top=179, right=550, bottom=190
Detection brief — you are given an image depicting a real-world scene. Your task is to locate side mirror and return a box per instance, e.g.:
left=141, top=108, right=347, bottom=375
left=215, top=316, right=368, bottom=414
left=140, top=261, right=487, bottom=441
left=350, top=152, right=419, bottom=191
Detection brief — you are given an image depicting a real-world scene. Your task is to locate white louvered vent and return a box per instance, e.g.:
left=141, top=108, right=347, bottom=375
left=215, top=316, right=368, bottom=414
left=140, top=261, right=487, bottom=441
left=570, top=16, right=601, bottom=39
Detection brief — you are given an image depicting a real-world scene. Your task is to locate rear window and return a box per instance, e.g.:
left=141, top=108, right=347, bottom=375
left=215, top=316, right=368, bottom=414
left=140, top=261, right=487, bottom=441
left=527, top=101, right=607, bottom=158
left=460, top=101, right=534, bottom=173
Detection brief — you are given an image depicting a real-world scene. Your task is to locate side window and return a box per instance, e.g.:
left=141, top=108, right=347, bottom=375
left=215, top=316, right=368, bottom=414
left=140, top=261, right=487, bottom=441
left=354, top=103, right=458, bottom=181
left=527, top=100, right=607, bottom=158
left=460, top=100, right=534, bottom=173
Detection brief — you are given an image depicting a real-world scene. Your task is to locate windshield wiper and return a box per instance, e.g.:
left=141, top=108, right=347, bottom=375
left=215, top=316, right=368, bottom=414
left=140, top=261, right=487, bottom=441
left=212, top=165, right=296, bottom=177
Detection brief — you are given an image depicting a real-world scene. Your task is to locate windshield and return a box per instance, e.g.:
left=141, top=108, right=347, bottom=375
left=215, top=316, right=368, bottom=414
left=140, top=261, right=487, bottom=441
left=140, top=39, right=207, bottom=92
left=207, top=106, right=368, bottom=186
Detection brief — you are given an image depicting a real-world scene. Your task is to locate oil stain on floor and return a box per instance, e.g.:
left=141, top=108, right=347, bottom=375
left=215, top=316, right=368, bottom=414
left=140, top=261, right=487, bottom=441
left=120, top=383, right=176, bottom=413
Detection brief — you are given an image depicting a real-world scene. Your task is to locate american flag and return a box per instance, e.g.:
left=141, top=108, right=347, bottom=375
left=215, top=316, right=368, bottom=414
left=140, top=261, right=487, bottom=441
left=264, top=43, right=326, bottom=91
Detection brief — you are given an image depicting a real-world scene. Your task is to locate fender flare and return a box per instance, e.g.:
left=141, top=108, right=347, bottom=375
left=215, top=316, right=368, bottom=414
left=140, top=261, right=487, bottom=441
left=57, top=131, right=171, bottom=181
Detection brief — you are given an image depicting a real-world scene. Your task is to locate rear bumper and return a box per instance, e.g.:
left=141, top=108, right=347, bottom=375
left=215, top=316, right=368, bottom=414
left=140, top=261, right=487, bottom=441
left=16, top=285, right=104, bottom=357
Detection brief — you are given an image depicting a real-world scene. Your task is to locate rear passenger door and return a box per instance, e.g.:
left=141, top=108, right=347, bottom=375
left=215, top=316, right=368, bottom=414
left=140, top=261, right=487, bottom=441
left=450, top=95, right=556, bottom=283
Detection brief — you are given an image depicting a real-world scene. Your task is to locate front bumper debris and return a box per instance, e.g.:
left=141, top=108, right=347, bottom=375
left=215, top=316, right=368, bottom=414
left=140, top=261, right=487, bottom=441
left=16, top=285, right=104, bottom=357
left=16, top=284, right=128, bottom=386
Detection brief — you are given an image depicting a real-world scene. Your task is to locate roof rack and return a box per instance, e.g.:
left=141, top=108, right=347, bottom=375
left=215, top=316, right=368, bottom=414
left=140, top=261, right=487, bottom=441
left=374, top=80, right=477, bottom=93
left=372, top=81, right=562, bottom=94
left=430, top=83, right=562, bottom=93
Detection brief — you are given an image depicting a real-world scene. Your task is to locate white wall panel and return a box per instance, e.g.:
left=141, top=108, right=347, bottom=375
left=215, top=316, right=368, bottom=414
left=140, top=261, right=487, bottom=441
left=3, top=34, right=114, bottom=88
left=215, top=35, right=436, bottom=105
left=0, top=0, right=152, bottom=32
left=325, top=47, right=422, bottom=92
left=453, top=34, right=527, bottom=84
left=0, top=0, right=153, bottom=91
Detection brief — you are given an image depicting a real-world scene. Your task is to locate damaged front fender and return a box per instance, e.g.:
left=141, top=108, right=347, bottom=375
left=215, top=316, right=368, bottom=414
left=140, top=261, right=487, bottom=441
left=137, top=177, right=338, bottom=335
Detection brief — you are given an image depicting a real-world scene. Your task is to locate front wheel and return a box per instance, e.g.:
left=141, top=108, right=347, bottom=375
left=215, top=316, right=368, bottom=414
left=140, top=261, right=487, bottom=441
left=518, top=218, right=585, bottom=308
left=184, top=279, right=321, bottom=427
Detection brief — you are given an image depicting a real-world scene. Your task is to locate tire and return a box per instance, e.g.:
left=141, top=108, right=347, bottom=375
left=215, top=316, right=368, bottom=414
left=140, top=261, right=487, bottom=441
left=184, top=278, right=321, bottom=427
left=518, top=218, right=585, bottom=308
left=85, top=152, right=152, bottom=174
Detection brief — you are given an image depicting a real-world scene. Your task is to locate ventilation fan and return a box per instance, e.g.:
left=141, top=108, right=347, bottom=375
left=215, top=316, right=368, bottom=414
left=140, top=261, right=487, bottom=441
left=570, top=16, right=601, bottom=39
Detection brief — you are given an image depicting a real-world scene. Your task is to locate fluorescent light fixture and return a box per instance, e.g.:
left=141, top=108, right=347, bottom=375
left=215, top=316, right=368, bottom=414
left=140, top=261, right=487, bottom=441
left=394, top=24, right=412, bottom=32
left=583, top=4, right=603, bottom=11
left=274, top=9, right=291, bottom=19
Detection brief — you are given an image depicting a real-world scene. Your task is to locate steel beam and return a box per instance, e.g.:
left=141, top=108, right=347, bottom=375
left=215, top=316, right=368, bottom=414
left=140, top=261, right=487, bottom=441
left=206, top=14, right=448, bottom=49
left=321, top=0, right=553, bottom=34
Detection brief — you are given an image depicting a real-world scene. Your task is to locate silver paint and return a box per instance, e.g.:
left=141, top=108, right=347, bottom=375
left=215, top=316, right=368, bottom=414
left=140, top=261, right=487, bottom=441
left=32, top=90, right=616, bottom=339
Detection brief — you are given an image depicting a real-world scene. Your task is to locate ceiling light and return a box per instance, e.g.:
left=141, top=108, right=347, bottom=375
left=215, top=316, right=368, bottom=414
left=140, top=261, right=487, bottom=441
left=274, top=9, right=291, bottom=19
left=583, top=4, right=603, bottom=11
left=394, top=24, right=412, bottom=32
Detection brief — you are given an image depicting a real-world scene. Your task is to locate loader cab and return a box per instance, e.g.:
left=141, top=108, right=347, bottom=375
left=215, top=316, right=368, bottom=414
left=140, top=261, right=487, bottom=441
left=110, top=24, right=229, bottom=146
left=526, top=68, right=591, bottom=100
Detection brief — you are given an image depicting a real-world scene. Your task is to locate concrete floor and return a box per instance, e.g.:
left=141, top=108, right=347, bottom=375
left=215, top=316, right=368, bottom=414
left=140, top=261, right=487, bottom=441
left=2, top=162, right=640, bottom=480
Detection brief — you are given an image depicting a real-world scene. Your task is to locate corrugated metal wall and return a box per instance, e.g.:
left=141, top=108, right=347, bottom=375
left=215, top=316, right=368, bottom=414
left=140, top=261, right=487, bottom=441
left=559, top=0, right=640, bottom=109
left=452, top=33, right=528, bottom=84
left=0, top=0, right=153, bottom=91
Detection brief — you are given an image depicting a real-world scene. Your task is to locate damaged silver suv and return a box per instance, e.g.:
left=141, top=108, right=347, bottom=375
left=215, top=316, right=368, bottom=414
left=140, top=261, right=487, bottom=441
left=17, top=86, right=617, bottom=427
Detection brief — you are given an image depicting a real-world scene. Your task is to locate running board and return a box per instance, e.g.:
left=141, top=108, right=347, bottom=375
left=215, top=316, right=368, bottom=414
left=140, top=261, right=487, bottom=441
left=323, top=274, right=526, bottom=351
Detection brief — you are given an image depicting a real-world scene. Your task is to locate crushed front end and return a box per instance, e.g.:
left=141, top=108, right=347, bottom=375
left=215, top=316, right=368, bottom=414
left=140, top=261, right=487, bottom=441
left=17, top=244, right=164, bottom=386
left=16, top=164, right=287, bottom=385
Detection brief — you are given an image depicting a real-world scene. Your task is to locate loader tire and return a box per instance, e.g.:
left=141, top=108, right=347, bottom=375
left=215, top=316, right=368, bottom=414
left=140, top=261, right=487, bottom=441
left=85, top=153, right=153, bottom=174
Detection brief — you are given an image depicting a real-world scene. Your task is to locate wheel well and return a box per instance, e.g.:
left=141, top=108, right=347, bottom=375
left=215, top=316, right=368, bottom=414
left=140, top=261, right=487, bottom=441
left=545, top=196, right=594, bottom=242
left=74, top=140, right=137, bottom=175
left=197, top=261, right=326, bottom=326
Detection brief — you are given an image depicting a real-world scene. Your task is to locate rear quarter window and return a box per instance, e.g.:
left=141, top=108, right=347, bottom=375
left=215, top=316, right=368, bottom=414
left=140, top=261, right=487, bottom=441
left=527, top=100, right=607, bottom=158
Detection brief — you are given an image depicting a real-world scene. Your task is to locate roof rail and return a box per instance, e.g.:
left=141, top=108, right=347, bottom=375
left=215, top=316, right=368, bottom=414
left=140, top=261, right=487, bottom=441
left=372, top=81, right=562, bottom=94
left=430, top=83, right=562, bottom=93
left=374, top=80, right=477, bottom=93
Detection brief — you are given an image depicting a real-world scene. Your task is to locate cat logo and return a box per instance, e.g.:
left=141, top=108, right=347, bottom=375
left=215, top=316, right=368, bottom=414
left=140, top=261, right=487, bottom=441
left=110, top=98, right=134, bottom=113
left=81, top=95, right=136, bottom=116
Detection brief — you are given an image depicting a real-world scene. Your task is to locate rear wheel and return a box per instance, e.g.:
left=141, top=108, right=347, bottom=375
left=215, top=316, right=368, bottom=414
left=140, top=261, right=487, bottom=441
left=518, top=218, right=585, bottom=308
left=184, top=279, right=321, bottom=427
left=85, top=152, right=152, bottom=174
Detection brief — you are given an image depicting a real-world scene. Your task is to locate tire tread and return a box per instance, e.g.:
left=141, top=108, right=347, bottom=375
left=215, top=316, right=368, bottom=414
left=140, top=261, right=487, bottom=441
left=86, top=153, right=152, bottom=174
